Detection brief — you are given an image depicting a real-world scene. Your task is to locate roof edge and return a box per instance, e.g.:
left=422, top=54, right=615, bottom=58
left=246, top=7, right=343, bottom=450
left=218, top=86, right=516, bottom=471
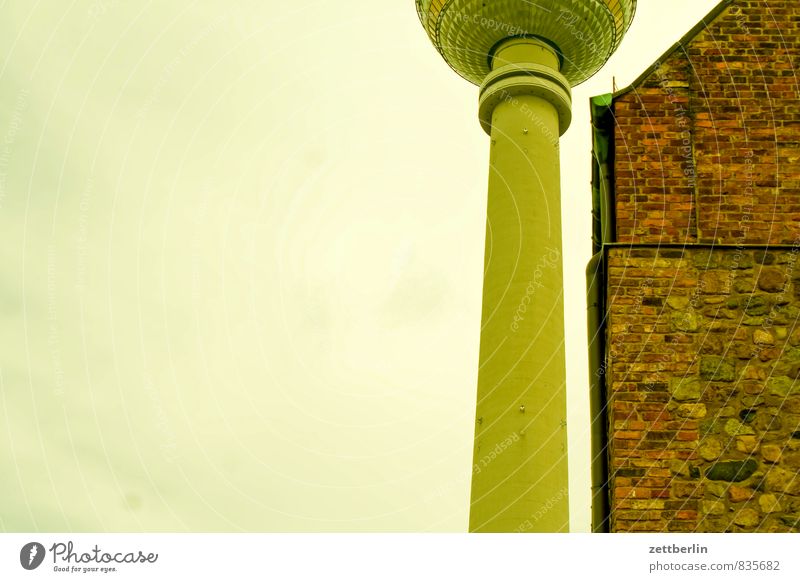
left=611, top=0, right=735, bottom=98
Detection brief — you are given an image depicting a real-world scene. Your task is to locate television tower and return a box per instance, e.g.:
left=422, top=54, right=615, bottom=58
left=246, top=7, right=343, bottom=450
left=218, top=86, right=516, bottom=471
left=416, top=0, right=636, bottom=532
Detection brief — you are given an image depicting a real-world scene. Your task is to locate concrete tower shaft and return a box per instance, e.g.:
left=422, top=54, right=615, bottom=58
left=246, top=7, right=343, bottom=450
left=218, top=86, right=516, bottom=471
left=415, top=0, right=636, bottom=532
left=470, top=37, right=571, bottom=533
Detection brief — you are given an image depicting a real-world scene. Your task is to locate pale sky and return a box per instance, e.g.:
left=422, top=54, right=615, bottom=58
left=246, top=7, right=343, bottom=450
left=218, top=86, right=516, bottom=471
left=1, top=0, right=721, bottom=532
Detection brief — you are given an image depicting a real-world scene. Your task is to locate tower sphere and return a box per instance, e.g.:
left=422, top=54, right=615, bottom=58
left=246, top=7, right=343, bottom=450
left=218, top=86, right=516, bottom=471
left=416, top=0, right=636, bottom=86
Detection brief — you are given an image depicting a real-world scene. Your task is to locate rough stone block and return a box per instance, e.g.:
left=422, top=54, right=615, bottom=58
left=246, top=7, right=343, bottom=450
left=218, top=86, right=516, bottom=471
left=702, top=500, right=726, bottom=515
left=758, top=268, right=787, bottom=292
left=700, top=356, right=735, bottom=381
left=759, top=494, right=782, bottom=514
left=733, top=508, right=761, bottom=527
left=670, top=377, right=703, bottom=402
left=706, top=460, right=758, bottom=482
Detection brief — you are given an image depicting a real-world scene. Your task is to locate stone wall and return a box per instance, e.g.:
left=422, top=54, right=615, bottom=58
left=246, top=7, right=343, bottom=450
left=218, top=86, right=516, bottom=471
left=606, top=247, right=800, bottom=532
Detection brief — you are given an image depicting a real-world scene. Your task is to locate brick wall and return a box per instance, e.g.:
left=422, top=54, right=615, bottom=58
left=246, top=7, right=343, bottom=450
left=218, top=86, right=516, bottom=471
left=613, top=0, right=800, bottom=245
left=605, top=0, right=800, bottom=532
